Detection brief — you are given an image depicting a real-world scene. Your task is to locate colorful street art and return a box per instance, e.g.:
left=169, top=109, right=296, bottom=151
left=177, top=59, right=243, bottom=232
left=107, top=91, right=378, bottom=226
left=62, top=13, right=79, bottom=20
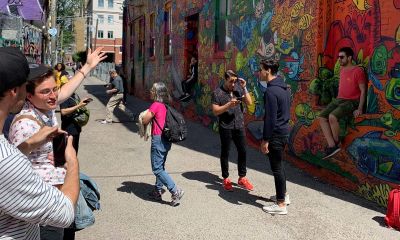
left=127, top=0, right=400, bottom=207
left=22, top=24, right=42, bottom=64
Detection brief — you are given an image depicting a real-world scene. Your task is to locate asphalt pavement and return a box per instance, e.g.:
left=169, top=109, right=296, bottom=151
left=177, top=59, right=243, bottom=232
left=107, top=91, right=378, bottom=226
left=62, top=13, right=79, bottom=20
left=72, top=76, right=399, bottom=240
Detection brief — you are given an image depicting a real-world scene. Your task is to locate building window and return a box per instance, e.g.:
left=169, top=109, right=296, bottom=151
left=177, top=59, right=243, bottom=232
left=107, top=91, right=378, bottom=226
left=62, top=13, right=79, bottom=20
left=108, top=0, right=113, bottom=8
left=215, top=0, right=232, bottom=52
left=108, top=31, right=114, bottom=39
left=97, top=30, right=103, bottom=38
left=98, top=0, right=104, bottom=8
left=98, top=15, right=104, bottom=24
left=138, top=17, right=145, bottom=59
left=108, top=15, right=113, bottom=24
left=163, top=2, right=172, bottom=56
left=149, top=13, right=155, bottom=58
left=119, top=15, right=123, bottom=20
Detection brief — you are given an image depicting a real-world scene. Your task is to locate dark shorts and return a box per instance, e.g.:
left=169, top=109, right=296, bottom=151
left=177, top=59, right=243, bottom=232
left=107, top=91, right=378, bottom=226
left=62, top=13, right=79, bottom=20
left=319, top=98, right=359, bottom=119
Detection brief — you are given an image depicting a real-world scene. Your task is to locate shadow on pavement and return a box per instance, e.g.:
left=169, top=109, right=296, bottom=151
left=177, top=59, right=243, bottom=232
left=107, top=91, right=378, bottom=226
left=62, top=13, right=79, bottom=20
left=182, top=171, right=271, bottom=208
left=372, top=216, right=388, bottom=228
left=117, top=181, right=170, bottom=205
left=84, top=81, right=386, bottom=215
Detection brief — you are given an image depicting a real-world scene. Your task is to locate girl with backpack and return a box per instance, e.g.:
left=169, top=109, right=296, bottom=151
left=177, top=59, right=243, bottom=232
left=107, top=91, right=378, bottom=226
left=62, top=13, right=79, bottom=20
left=141, top=82, right=184, bottom=206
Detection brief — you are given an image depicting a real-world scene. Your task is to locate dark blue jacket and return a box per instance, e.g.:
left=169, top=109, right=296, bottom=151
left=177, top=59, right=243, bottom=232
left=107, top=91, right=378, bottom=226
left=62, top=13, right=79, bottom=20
left=263, top=76, right=290, bottom=141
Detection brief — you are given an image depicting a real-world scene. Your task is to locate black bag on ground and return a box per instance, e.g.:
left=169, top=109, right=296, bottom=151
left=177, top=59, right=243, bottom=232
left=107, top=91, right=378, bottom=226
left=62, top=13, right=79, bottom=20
left=154, top=104, right=187, bottom=142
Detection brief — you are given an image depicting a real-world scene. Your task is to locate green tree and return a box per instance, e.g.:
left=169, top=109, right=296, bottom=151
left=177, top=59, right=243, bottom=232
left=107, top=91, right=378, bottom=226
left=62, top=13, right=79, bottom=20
left=56, top=0, right=85, bottom=47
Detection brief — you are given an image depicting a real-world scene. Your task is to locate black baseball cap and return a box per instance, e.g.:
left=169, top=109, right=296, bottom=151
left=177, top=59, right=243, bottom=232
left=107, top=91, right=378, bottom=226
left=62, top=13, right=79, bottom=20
left=28, top=64, right=53, bottom=81
left=0, top=47, right=30, bottom=95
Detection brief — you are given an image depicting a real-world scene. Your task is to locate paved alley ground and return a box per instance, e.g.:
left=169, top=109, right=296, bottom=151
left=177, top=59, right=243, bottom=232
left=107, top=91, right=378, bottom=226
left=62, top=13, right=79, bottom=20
left=73, top=76, right=399, bottom=240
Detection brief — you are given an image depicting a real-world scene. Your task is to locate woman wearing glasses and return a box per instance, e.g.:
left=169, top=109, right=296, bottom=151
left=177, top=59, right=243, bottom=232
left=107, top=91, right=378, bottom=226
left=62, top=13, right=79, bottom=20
left=8, top=48, right=106, bottom=240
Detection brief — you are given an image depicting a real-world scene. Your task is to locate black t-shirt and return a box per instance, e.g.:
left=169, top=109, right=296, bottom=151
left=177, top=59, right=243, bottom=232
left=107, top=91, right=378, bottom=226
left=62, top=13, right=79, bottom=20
left=60, top=95, right=82, bottom=135
left=212, top=84, right=245, bottom=130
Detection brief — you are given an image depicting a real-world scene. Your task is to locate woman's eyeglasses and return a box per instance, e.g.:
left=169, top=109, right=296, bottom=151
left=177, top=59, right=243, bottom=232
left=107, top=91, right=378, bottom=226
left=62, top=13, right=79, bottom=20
left=37, top=87, right=59, bottom=96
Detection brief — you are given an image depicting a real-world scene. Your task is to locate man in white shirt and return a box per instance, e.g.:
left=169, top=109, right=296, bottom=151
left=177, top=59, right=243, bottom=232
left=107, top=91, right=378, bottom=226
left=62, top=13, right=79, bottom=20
left=0, top=47, right=79, bottom=239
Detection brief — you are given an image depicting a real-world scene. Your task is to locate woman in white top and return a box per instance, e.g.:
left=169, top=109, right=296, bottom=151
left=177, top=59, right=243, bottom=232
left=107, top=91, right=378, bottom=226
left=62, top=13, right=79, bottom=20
left=9, top=48, right=106, bottom=240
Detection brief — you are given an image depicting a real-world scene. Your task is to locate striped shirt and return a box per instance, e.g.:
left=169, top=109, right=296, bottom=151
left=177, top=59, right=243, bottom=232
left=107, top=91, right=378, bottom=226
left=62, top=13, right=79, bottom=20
left=0, top=135, right=74, bottom=240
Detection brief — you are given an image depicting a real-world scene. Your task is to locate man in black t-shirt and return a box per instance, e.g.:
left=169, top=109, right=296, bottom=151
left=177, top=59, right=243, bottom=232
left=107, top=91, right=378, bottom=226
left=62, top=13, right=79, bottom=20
left=211, top=70, right=254, bottom=192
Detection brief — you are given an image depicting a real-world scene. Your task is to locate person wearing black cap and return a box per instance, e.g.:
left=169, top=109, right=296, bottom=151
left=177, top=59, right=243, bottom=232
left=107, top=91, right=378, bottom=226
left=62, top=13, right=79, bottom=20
left=4, top=47, right=106, bottom=239
left=0, top=47, right=78, bottom=239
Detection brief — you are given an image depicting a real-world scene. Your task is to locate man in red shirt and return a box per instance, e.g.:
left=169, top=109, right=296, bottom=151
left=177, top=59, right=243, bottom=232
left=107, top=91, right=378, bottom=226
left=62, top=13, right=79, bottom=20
left=318, top=47, right=367, bottom=159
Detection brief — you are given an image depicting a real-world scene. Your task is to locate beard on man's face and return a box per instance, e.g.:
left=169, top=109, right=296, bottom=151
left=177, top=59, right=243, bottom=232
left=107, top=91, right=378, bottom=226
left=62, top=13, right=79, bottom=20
left=9, top=100, right=25, bottom=114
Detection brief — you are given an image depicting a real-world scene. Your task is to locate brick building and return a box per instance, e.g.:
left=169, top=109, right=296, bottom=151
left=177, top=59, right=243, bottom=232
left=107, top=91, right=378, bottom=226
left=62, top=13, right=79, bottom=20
left=88, top=0, right=123, bottom=64
left=122, top=0, right=400, bottom=208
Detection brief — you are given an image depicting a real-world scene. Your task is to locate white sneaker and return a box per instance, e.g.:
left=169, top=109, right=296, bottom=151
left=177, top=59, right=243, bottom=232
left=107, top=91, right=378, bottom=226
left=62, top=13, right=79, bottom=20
left=269, top=194, right=291, bottom=205
left=100, top=120, right=112, bottom=124
left=262, top=203, right=287, bottom=215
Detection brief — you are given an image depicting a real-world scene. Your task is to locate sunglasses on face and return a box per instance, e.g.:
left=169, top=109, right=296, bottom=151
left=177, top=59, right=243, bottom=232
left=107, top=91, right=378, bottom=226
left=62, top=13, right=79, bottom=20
left=37, top=87, right=59, bottom=96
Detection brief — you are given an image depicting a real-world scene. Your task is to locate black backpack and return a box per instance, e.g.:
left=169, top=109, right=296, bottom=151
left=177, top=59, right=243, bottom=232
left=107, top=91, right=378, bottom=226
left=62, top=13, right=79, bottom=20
left=153, top=104, right=187, bottom=142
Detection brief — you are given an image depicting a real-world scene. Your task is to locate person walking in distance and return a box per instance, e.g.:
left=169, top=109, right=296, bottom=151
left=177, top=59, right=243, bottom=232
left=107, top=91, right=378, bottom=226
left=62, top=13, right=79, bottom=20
left=259, top=59, right=291, bottom=215
left=318, top=47, right=367, bottom=159
left=101, top=70, right=136, bottom=124
left=211, top=70, right=254, bottom=191
left=141, top=82, right=184, bottom=206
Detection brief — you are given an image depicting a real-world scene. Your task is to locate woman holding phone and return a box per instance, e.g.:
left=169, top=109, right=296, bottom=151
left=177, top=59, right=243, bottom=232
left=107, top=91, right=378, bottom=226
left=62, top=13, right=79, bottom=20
left=60, top=80, right=93, bottom=153
left=8, top=48, right=106, bottom=240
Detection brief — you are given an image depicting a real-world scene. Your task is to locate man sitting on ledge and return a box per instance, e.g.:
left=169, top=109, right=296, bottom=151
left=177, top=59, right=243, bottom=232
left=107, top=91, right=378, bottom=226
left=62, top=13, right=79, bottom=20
left=318, top=47, right=367, bottom=159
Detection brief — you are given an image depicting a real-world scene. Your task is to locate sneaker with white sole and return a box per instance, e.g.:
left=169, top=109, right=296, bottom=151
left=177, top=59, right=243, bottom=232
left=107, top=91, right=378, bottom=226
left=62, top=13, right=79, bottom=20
left=269, top=194, right=291, bottom=205
left=323, top=145, right=341, bottom=159
left=262, top=203, right=288, bottom=215
left=100, top=120, right=112, bottom=124
left=170, top=188, right=184, bottom=207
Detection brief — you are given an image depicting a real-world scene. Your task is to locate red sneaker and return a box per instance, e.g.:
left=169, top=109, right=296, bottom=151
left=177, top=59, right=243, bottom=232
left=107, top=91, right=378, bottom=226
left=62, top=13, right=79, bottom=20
left=238, top=177, right=254, bottom=191
left=223, top=178, right=233, bottom=191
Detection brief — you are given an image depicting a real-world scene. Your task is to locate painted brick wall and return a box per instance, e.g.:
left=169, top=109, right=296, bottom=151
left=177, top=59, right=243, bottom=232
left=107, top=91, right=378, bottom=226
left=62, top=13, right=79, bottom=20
left=124, top=0, right=400, bottom=207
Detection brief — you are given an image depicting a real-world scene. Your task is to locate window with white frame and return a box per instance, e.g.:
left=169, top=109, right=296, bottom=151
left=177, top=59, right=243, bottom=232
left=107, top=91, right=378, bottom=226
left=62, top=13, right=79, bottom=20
left=108, top=15, right=113, bottom=24
left=108, top=0, right=113, bottom=8
left=98, top=0, right=104, bottom=7
left=108, top=31, right=114, bottom=39
left=97, top=30, right=104, bottom=38
left=98, top=15, right=104, bottom=24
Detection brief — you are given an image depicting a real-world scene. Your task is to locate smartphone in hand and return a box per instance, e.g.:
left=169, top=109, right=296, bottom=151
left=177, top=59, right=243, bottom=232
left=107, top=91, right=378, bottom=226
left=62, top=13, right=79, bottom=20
left=53, top=134, right=68, bottom=167
left=236, top=95, right=244, bottom=101
left=83, top=98, right=93, bottom=103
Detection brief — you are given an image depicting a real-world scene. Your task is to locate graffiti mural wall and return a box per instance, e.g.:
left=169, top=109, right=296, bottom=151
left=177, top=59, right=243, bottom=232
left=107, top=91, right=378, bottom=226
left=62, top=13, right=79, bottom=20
left=22, top=24, right=42, bottom=64
left=126, top=0, right=400, bottom=207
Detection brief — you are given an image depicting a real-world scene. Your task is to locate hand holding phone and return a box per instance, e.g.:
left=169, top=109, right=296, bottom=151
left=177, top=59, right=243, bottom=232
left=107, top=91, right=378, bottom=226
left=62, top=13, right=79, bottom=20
left=236, top=95, right=244, bottom=101
left=82, top=98, right=93, bottom=104
left=53, top=133, right=68, bottom=167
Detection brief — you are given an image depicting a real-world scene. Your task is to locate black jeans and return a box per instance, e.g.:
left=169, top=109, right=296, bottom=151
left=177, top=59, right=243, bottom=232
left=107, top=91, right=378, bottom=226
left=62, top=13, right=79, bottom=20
left=266, top=135, right=288, bottom=202
left=219, top=127, right=247, bottom=179
left=181, top=78, right=196, bottom=95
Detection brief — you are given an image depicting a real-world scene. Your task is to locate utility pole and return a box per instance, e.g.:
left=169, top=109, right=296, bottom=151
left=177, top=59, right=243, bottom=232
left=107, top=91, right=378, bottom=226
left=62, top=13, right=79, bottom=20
left=50, top=0, right=58, bottom=66
left=86, top=3, right=92, bottom=52
left=94, top=17, right=98, bottom=49
left=60, top=27, right=63, bottom=63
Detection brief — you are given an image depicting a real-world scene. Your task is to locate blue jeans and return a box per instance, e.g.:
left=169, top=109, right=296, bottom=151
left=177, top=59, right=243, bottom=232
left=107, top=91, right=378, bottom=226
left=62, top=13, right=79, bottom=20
left=151, top=135, right=176, bottom=193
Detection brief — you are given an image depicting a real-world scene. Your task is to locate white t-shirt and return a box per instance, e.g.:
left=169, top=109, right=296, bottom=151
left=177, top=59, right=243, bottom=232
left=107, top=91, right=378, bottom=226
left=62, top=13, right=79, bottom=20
left=0, top=135, right=74, bottom=239
left=9, top=101, right=66, bottom=185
